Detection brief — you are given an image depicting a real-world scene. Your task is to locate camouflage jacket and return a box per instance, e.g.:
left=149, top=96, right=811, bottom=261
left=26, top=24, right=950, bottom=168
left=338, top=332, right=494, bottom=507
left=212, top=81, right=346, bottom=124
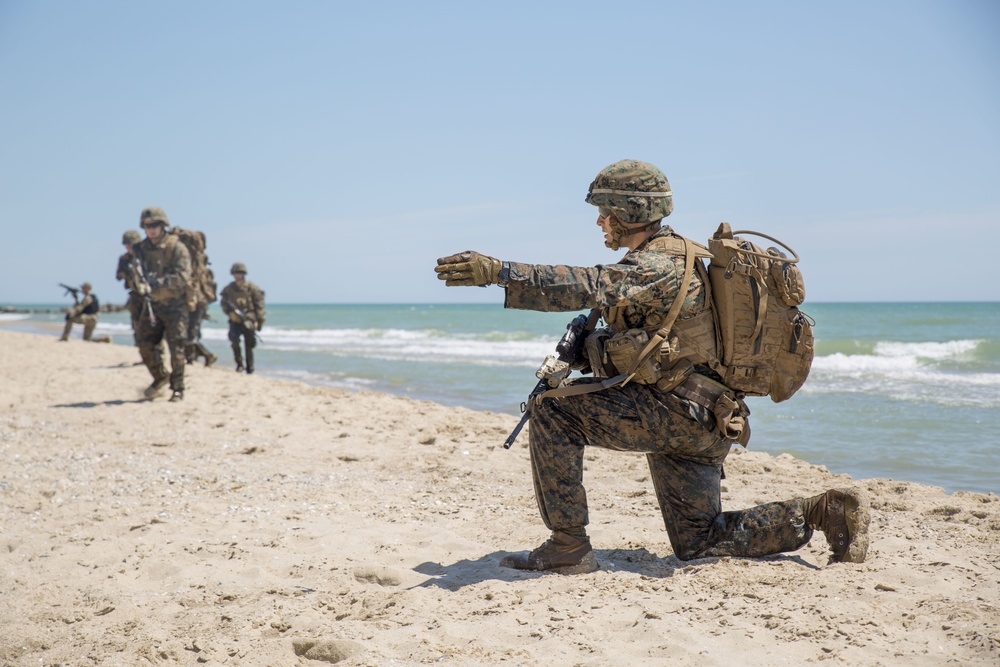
left=220, top=281, right=266, bottom=327
left=503, top=225, right=709, bottom=331
left=134, top=235, right=192, bottom=303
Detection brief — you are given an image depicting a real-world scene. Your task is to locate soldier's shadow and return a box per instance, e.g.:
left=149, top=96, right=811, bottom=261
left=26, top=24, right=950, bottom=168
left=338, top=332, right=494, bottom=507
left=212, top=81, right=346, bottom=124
left=52, top=399, right=149, bottom=408
left=411, top=548, right=815, bottom=590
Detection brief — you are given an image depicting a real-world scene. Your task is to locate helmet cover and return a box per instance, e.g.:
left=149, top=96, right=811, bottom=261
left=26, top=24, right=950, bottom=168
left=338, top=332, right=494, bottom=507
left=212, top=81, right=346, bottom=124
left=585, top=159, right=673, bottom=224
left=140, top=206, right=170, bottom=227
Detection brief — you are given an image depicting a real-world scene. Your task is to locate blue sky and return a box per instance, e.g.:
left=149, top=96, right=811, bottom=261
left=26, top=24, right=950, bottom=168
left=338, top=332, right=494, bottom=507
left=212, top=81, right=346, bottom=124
left=1, top=0, right=997, bottom=304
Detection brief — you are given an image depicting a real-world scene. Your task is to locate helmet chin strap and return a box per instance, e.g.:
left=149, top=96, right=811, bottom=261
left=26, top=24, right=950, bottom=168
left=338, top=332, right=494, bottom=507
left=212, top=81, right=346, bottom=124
left=605, top=214, right=658, bottom=251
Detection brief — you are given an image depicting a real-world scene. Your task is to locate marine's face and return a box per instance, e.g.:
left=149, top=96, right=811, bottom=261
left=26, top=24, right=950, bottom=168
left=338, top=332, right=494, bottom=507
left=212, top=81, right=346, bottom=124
left=143, top=221, right=165, bottom=243
left=597, top=212, right=614, bottom=246
left=233, top=272, right=246, bottom=284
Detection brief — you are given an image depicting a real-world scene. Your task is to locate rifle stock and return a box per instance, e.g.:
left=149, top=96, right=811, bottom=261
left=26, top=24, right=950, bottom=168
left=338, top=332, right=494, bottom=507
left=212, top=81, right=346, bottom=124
left=59, top=283, right=80, bottom=303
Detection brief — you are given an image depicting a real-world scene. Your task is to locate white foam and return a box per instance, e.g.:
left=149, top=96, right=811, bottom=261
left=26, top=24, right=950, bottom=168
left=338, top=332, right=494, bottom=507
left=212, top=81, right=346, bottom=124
left=199, top=326, right=554, bottom=367
left=807, top=339, right=1000, bottom=407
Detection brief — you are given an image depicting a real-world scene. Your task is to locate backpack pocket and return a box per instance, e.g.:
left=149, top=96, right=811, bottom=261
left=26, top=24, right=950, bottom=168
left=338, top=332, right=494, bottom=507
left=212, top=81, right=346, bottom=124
left=767, top=247, right=805, bottom=307
left=769, top=308, right=815, bottom=402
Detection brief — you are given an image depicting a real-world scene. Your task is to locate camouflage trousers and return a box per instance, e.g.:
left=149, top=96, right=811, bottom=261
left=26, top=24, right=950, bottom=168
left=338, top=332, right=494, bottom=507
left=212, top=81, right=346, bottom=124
left=187, top=304, right=207, bottom=345
left=136, top=298, right=189, bottom=392
left=126, top=293, right=143, bottom=345
left=528, top=378, right=813, bottom=560
left=228, top=322, right=256, bottom=371
left=60, top=314, right=97, bottom=341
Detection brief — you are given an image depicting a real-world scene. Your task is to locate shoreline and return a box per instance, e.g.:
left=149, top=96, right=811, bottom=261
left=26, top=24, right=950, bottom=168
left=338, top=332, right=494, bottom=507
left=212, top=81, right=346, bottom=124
left=1, top=328, right=998, bottom=665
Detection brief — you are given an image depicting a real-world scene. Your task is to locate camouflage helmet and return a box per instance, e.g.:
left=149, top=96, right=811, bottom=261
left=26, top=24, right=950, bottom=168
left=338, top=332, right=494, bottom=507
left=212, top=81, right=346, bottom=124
left=140, top=206, right=170, bottom=227
left=585, top=160, right=673, bottom=224
left=81, top=282, right=92, bottom=291
left=122, top=230, right=142, bottom=245
left=231, top=262, right=248, bottom=274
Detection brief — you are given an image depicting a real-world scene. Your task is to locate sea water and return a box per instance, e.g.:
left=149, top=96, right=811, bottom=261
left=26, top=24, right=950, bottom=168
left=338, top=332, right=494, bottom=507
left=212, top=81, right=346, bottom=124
left=4, top=301, right=998, bottom=495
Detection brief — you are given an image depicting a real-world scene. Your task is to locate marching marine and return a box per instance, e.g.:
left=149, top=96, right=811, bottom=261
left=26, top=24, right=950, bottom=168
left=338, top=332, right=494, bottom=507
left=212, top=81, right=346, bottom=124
left=133, top=206, right=192, bottom=402
left=220, top=262, right=265, bottom=374
left=115, top=229, right=144, bottom=345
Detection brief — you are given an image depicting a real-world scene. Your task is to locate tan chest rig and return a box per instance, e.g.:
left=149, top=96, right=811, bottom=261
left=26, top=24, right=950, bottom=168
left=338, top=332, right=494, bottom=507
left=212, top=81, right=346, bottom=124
left=585, top=234, right=718, bottom=392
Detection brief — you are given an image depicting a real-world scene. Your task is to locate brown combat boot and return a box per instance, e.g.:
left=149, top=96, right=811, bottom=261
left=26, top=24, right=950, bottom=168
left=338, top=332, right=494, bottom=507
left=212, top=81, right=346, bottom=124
left=803, top=488, right=871, bottom=563
left=143, top=377, right=169, bottom=399
left=500, top=531, right=598, bottom=574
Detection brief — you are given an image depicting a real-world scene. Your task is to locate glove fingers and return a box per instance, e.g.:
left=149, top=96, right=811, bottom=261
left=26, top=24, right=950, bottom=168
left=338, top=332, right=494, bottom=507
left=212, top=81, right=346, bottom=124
left=436, top=251, right=475, bottom=266
left=434, top=262, right=473, bottom=275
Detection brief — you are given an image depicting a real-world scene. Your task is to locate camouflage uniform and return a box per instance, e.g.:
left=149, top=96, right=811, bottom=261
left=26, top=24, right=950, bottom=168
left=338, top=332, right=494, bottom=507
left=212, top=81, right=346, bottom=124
left=220, top=277, right=265, bottom=373
left=116, top=252, right=145, bottom=342
left=437, top=160, right=869, bottom=568
left=504, top=225, right=813, bottom=560
left=134, top=234, right=192, bottom=393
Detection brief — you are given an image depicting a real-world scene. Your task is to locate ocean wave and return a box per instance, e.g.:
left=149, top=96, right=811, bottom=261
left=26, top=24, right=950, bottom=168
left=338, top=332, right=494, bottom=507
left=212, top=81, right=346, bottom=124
left=0, top=313, right=29, bottom=321
left=199, top=326, right=555, bottom=367
left=807, top=339, right=1000, bottom=407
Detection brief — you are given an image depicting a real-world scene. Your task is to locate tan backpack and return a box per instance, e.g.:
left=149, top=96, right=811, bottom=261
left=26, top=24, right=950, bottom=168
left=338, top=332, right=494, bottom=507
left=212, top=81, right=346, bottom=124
left=170, top=227, right=218, bottom=311
left=706, top=223, right=814, bottom=402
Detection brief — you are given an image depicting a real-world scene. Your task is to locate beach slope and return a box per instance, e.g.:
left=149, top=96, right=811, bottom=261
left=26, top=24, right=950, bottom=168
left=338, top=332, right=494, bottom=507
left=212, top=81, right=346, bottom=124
left=1, top=329, right=997, bottom=666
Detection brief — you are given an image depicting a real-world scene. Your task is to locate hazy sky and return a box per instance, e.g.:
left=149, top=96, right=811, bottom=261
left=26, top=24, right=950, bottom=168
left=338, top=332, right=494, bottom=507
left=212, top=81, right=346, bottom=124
left=1, top=0, right=997, bottom=305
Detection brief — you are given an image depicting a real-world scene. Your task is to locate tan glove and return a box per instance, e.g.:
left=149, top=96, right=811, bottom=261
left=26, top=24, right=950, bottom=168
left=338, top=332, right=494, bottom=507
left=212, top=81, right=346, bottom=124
left=434, top=251, right=502, bottom=287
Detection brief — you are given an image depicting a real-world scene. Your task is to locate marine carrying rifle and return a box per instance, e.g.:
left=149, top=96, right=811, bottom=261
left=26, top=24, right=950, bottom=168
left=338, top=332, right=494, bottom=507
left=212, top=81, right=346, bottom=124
left=503, top=309, right=600, bottom=449
left=221, top=297, right=262, bottom=343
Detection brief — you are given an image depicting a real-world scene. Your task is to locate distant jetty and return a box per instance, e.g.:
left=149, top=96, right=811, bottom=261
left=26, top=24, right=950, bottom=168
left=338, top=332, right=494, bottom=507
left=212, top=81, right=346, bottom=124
left=1, top=304, right=128, bottom=314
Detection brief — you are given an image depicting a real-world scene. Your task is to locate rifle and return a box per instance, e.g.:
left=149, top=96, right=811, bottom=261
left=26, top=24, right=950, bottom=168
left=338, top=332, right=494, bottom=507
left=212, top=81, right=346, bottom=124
left=221, top=297, right=262, bottom=343
left=130, top=254, right=157, bottom=326
left=59, top=283, right=80, bottom=303
left=503, top=309, right=599, bottom=449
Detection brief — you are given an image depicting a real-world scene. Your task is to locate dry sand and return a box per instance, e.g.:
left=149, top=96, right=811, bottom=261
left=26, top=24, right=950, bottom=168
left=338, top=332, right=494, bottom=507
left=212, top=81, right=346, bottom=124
left=1, top=328, right=998, bottom=666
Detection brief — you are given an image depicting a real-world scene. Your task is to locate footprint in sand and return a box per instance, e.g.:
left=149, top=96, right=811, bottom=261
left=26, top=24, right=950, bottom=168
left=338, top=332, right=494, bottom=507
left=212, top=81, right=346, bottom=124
left=351, top=566, right=401, bottom=586
left=292, top=639, right=364, bottom=664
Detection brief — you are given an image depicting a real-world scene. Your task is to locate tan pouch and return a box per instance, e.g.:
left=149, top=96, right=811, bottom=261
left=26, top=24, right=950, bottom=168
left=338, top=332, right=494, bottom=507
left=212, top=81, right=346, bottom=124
left=713, top=393, right=751, bottom=447
left=606, top=329, right=660, bottom=385
left=767, top=247, right=805, bottom=307
left=583, top=327, right=615, bottom=378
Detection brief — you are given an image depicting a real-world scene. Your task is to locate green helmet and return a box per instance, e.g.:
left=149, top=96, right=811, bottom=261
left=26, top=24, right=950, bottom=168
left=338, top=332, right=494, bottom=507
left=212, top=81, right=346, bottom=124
left=140, top=206, right=170, bottom=227
left=122, top=230, right=142, bottom=245
left=231, top=262, right=248, bottom=274
left=585, top=160, right=673, bottom=250
left=585, top=160, right=673, bottom=223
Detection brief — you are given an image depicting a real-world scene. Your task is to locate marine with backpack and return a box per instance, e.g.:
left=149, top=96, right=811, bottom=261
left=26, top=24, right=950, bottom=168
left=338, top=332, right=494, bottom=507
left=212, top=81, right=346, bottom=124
left=435, top=159, right=869, bottom=573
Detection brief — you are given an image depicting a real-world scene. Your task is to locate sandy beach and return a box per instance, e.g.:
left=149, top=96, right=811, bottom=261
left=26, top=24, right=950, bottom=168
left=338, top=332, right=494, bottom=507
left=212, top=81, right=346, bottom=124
left=1, top=328, right=998, bottom=666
